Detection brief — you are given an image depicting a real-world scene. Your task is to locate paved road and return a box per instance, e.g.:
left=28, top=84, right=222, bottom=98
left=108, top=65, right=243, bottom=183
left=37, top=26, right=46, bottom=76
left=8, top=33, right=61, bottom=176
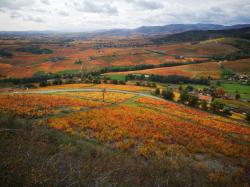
left=13, top=88, right=166, bottom=101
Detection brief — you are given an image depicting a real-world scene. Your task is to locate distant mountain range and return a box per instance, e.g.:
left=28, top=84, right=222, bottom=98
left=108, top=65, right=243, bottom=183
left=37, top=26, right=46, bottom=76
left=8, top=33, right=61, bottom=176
left=1, top=23, right=250, bottom=38
left=86, top=23, right=250, bottom=37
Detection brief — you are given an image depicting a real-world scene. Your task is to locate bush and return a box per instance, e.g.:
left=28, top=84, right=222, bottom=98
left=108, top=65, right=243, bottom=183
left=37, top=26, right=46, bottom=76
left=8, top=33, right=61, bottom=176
left=0, top=49, right=13, bottom=58
left=39, top=81, right=48, bottom=87
left=24, top=84, right=37, bottom=89
left=201, top=100, right=208, bottom=111
left=235, top=91, right=241, bottom=100
left=118, top=80, right=126, bottom=85
left=188, top=95, right=199, bottom=107
left=211, top=101, right=224, bottom=114
left=53, top=79, right=63, bottom=85
left=163, top=90, right=174, bottom=101
left=75, top=59, right=83, bottom=65
left=16, top=46, right=53, bottom=54
left=222, top=107, right=232, bottom=116
left=246, top=112, right=250, bottom=122
left=180, top=91, right=190, bottom=103
left=155, top=88, right=160, bottom=95
left=111, top=80, right=118, bottom=84
left=185, top=85, right=194, bottom=92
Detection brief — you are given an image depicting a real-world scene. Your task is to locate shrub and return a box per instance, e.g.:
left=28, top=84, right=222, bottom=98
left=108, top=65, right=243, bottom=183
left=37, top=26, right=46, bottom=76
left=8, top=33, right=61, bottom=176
left=201, top=100, right=208, bottom=111
left=39, top=81, right=48, bottom=87
left=155, top=88, right=160, bottom=95
left=185, top=85, right=194, bottom=92
left=180, top=91, right=190, bottom=103
left=235, top=91, right=241, bottom=100
left=111, top=80, right=118, bottom=84
left=16, top=46, right=53, bottom=54
left=188, top=95, right=199, bottom=107
left=211, top=101, right=224, bottom=114
left=246, top=112, right=250, bottom=122
left=163, top=90, right=174, bottom=101
left=0, top=49, right=13, bottom=58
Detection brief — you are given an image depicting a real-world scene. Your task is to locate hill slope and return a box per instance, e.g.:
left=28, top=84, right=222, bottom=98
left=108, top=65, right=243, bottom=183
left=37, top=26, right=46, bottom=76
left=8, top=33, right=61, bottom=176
left=152, top=27, right=250, bottom=44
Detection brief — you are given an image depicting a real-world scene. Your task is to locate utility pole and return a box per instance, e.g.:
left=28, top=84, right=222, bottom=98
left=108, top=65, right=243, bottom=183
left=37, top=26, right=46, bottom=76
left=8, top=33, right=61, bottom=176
left=102, top=88, right=106, bottom=102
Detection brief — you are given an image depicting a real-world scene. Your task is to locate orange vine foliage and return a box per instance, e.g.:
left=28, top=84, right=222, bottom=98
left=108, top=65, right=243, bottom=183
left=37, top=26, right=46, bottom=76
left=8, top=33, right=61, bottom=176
left=48, top=104, right=250, bottom=160
left=136, top=97, right=250, bottom=141
left=0, top=94, right=106, bottom=118
left=57, top=92, right=135, bottom=103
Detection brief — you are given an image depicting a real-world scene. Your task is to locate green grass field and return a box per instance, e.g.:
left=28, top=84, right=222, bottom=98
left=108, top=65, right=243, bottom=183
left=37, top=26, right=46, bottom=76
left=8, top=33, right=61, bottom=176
left=218, top=83, right=250, bottom=100
left=105, top=74, right=127, bottom=81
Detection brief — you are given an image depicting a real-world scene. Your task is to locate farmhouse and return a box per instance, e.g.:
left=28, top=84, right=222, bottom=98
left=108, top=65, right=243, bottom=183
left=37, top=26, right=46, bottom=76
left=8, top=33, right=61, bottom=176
left=198, top=94, right=213, bottom=103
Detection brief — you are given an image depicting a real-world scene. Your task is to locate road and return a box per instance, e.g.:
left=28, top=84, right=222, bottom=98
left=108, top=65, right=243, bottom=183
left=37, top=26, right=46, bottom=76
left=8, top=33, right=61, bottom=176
left=13, top=88, right=166, bottom=101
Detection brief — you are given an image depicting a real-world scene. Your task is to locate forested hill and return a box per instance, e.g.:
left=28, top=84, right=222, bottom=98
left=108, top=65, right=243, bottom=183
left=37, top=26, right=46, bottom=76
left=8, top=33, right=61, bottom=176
left=151, top=27, right=250, bottom=44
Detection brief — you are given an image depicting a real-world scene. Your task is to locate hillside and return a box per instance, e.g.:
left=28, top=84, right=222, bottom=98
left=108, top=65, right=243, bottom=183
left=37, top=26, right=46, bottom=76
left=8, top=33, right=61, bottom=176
left=0, top=84, right=249, bottom=186
left=106, top=61, right=222, bottom=79
left=152, top=27, right=250, bottom=44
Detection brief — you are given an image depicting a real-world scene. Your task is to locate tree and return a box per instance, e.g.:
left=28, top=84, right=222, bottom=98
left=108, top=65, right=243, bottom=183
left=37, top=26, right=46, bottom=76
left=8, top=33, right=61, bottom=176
left=151, top=82, right=156, bottom=88
left=246, top=112, right=250, bottom=122
left=112, top=80, right=118, bottom=84
left=215, top=88, right=225, bottom=98
left=211, top=101, right=224, bottom=114
left=155, top=88, right=160, bottom=95
left=222, top=107, right=232, bottom=116
left=185, top=85, right=194, bottom=92
left=39, top=81, right=47, bottom=87
left=74, top=59, right=82, bottom=65
left=53, top=79, right=62, bottom=85
left=163, top=89, right=174, bottom=100
left=201, top=100, right=208, bottom=110
left=180, top=91, right=189, bottom=103
left=235, top=91, right=241, bottom=100
left=76, top=59, right=87, bottom=81
left=216, top=81, right=221, bottom=86
left=118, top=80, right=126, bottom=85
left=188, top=95, right=199, bottom=107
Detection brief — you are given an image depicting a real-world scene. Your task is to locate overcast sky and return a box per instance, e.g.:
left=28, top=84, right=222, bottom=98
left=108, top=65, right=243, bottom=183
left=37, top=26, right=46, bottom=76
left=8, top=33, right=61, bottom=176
left=0, top=0, right=249, bottom=31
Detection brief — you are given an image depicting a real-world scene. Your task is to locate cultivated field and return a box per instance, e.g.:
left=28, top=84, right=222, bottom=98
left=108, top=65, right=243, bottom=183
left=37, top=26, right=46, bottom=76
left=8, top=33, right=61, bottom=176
left=0, top=87, right=249, bottom=186
left=0, top=36, right=236, bottom=79
left=107, top=61, right=222, bottom=79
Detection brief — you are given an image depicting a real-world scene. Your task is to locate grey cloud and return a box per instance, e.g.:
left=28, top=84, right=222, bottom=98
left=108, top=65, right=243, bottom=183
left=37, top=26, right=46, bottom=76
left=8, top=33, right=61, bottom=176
left=76, top=1, right=118, bottom=15
left=0, top=0, right=35, bottom=10
left=9, top=11, right=45, bottom=23
left=30, top=8, right=48, bottom=13
left=25, top=15, right=45, bottom=23
left=10, top=11, right=22, bottom=19
left=40, top=0, right=50, bottom=5
left=58, top=10, right=69, bottom=16
left=129, top=0, right=163, bottom=10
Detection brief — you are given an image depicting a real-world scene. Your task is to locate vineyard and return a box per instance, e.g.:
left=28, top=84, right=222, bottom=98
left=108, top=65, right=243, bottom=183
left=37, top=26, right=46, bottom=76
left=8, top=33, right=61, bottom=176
left=35, top=83, right=153, bottom=92
left=107, top=61, right=222, bottom=79
left=0, top=88, right=249, bottom=186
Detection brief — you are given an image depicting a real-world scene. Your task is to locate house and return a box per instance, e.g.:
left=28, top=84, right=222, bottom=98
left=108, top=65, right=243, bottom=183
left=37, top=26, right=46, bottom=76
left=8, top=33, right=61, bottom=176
left=190, top=90, right=213, bottom=103
left=198, top=94, right=213, bottom=103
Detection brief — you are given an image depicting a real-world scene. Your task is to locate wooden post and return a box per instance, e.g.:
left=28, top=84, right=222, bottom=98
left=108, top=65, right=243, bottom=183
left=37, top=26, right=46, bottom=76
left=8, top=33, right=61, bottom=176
left=102, top=88, right=106, bottom=102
